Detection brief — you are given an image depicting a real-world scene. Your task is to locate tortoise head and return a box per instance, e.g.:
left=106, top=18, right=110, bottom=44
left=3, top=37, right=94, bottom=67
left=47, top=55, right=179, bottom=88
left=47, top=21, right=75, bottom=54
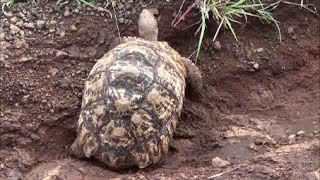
left=138, top=9, right=159, bottom=41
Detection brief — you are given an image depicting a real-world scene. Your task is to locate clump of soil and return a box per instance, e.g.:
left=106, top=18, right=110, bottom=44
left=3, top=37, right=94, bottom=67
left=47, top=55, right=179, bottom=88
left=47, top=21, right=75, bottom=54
left=0, top=0, right=319, bottom=179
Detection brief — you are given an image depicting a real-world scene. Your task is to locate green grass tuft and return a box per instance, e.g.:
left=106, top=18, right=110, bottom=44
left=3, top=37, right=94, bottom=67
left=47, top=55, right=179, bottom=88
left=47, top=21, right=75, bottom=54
left=195, top=0, right=282, bottom=61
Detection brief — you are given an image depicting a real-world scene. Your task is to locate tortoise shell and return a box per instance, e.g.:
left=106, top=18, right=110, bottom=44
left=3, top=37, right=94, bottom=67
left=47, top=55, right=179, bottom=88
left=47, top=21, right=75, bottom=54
left=76, top=37, right=187, bottom=169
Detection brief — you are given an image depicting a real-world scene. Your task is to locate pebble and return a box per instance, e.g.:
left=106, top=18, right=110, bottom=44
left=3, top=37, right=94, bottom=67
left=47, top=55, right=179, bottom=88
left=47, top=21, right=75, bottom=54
left=10, top=17, right=18, bottom=23
left=118, top=17, right=125, bottom=24
left=36, top=20, right=46, bottom=29
left=50, top=20, right=57, bottom=25
left=25, top=22, right=35, bottom=29
left=0, top=33, right=5, bottom=40
left=13, top=39, right=26, bottom=49
left=125, top=3, right=133, bottom=9
left=288, top=134, right=296, bottom=144
left=253, top=63, right=259, bottom=69
left=74, top=9, right=79, bottom=13
left=59, top=31, right=66, bottom=37
left=288, top=26, right=294, bottom=34
left=296, top=130, right=305, bottom=136
left=213, top=40, right=221, bottom=50
left=256, top=48, right=264, bottom=53
left=211, top=157, right=230, bottom=168
left=49, top=68, right=58, bottom=76
left=15, top=20, right=24, bottom=27
left=26, top=12, right=36, bottom=21
left=10, top=24, right=21, bottom=34
left=118, top=3, right=124, bottom=10
left=58, top=77, right=72, bottom=88
left=64, top=9, right=71, bottom=17
left=0, top=41, right=11, bottom=50
left=70, top=25, right=77, bottom=31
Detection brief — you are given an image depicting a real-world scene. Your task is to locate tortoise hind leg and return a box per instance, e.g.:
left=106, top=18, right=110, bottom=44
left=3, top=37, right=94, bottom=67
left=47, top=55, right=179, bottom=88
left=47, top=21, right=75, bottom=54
left=181, top=57, right=203, bottom=98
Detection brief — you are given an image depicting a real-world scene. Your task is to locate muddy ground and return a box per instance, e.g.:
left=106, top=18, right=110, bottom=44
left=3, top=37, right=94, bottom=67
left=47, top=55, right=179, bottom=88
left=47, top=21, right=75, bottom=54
left=0, top=0, right=319, bottom=179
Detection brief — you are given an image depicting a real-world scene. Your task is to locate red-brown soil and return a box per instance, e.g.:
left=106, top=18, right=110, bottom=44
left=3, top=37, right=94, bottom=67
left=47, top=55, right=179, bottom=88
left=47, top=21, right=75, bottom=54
left=0, top=0, right=319, bottom=179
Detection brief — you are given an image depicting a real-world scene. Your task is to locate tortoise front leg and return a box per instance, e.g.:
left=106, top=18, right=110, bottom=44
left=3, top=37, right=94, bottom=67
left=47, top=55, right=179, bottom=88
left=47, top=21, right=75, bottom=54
left=181, top=57, right=203, bottom=97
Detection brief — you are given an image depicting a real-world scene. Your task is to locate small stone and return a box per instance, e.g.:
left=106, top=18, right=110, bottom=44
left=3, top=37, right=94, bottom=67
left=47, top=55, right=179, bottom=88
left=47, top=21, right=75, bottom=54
left=13, top=39, right=26, bottom=49
left=253, top=63, right=259, bottom=69
left=288, top=134, right=296, bottom=144
left=15, top=20, right=24, bottom=27
left=74, top=9, right=79, bottom=13
left=50, top=20, right=57, bottom=25
left=125, top=4, right=133, bottom=9
left=10, top=17, right=18, bottom=23
left=25, top=22, right=35, bottom=29
left=64, top=9, right=71, bottom=17
left=0, top=41, right=11, bottom=50
left=211, top=157, right=230, bottom=168
left=26, top=12, right=36, bottom=21
left=56, top=50, right=67, bottom=57
left=49, top=68, right=58, bottom=76
left=297, top=130, right=305, bottom=136
left=70, top=25, right=77, bottom=31
left=256, top=48, right=264, bottom=53
left=213, top=40, right=221, bottom=50
left=118, top=3, right=124, bottom=10
left=288, top=26, right=294, bottom=34
left=118, top=17, right=125, bottom=24
left=0, top=33, right=5, bottom=40
left=36, top=20, right=46, bottom=29
left=60, top=31, right=66, bottom=37
left=10, top=24, right=21, bottom=34
left=58, top=77, right=72, bottom=88
left=21, top=95, right=30, bottom=103
left=31, top=8, right=38, bottom=16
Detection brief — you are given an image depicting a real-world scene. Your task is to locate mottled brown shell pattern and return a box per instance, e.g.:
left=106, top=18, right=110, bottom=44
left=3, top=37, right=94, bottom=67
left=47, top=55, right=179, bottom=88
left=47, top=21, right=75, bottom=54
left=76, top=37, right=187, bottom=169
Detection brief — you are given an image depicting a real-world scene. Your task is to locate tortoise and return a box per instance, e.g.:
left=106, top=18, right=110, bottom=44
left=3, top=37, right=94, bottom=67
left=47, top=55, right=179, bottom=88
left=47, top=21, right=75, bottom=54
left=70, top=9, right=203, bottom=169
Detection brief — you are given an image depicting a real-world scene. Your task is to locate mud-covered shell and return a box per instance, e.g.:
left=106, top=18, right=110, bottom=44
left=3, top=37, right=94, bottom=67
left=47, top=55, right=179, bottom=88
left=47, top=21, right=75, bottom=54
left=76, top=37, right=187, bottom=169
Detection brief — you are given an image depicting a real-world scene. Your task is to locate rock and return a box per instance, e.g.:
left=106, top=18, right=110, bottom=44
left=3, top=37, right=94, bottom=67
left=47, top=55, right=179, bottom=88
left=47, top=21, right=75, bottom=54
left=118, top=3, right=124, bottom=10
left=64, top=9, right=71, bottom=17
left=10, top=17, right=18, bottom=23
left=26, top=12, right=36, bottom=21
left=49, top=68, right=58, bottom=76
left=213, top=40, right=221, bottom=50
left=211, top=157, right=230, bottom=168
left=74, top=9, right=79, bottom=13
left=125, top=3, right=133, bottom=10
left=31, top=8, right=39, bottom=16
left=15, top=20, right=24, bottom=27
left=10, top=24, right=21, bottom=34
left=256, top=48, right=264, bottom=53
left=288, top=26, right=294, bottom=34
left=118, top=17, right=125, bottom=24
left=253, top=63, right=259, bottom=69
left=58, top=77, right=72, bottom=88
left=70, top=25, right=77, bottom=31
left=0, top=33, right=5, bottom=41
left=13, top=39, right=27, bottom=49
left=297, top=130, right=305, bottom=136
left=0, top=41, right=11, bottom=50
left=288, top=134, right=296, bottom=144
left=56, top=50, right=67, bottom=57
left=25, top=22, right=35, bottom=29
left=50, top=20, right=57, bottom=25
left=36, top=20, right=46, bottom=29
left=60, top=31, right=66, bottom=37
